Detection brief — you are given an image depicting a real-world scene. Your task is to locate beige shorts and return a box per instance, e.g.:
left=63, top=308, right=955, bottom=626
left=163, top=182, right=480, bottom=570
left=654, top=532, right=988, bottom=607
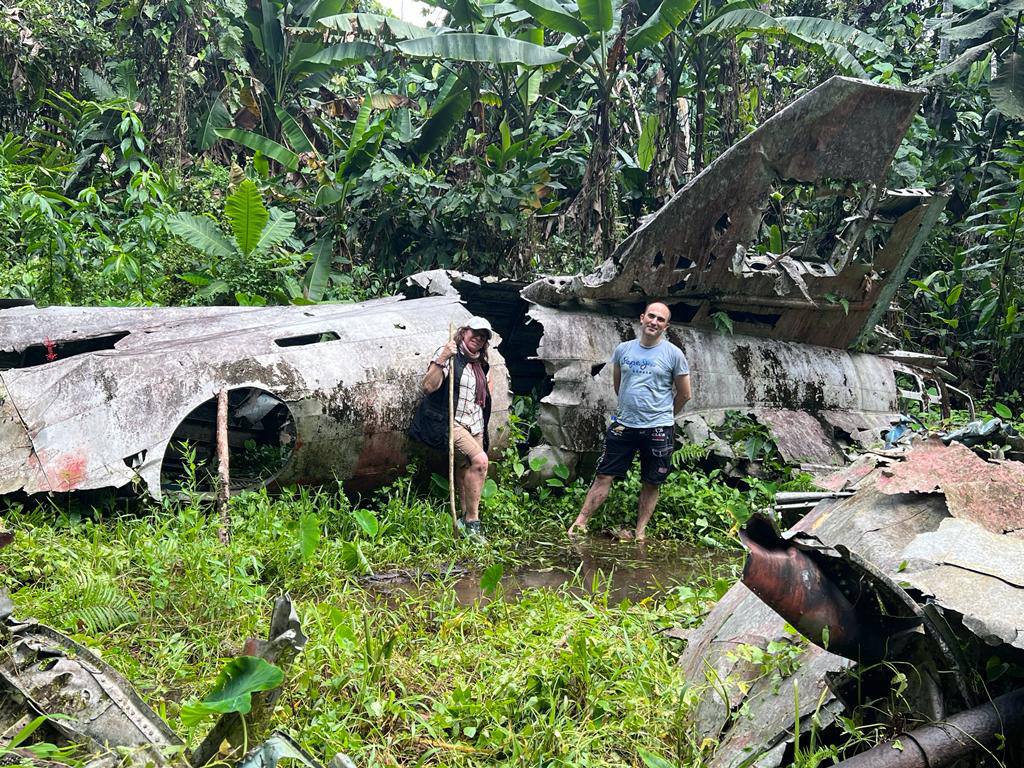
left=453, top=424, right=485, bottom=468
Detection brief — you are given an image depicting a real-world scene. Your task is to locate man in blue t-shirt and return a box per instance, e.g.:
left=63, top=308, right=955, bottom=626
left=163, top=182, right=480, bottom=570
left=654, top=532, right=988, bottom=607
left=567, top=301, right=692, bottom=541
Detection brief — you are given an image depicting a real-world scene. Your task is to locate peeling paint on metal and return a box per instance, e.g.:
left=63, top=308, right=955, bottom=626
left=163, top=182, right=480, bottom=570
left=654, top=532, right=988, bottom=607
left=876, top=439, right=1024, bottom=533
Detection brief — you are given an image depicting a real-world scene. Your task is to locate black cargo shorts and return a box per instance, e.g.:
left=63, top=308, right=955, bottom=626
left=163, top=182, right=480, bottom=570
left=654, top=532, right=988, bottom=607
left=595, top=423, right=675, bottom=485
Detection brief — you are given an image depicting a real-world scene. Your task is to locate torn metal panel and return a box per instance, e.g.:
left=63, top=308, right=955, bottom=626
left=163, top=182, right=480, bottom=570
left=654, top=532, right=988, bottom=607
left=0, top=298, right=510, bottom=498
left=751, top=409, right=845, bottom=466
left=527, top=306, right=901, bottom=467
left=876, top=439, right=1024, bottom=533
left=0, top=591, right=184, bottom=766
left=522, top=77, right=948, bottom=349
left=677, top=579, right=852, bottom=768
left=902, top=518, right=1024, bottom=650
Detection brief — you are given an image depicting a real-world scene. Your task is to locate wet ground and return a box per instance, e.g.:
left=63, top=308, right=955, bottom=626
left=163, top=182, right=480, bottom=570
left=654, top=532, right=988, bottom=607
left=365, top=535, right=736, bottom=604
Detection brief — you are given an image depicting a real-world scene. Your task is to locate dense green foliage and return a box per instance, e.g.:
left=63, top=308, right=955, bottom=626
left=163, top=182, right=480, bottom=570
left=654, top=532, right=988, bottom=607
left=2, top=0, right=1023, bottom=391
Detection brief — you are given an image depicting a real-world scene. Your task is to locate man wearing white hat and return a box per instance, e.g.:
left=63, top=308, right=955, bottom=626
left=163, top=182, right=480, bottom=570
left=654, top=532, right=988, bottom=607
left=409, top=316, right=495, bottom=542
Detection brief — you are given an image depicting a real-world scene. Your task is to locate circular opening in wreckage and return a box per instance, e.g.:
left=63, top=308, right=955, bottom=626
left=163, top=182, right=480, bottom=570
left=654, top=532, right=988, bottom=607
left=160, top=387, right=296, bottom=494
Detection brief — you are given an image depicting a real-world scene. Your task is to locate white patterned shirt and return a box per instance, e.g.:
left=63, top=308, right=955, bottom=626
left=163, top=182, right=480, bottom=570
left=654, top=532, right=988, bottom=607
left=432, top=346, right=485, bottom=435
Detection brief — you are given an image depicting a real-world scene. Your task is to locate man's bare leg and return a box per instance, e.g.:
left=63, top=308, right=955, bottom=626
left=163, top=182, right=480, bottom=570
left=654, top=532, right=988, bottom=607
left=635, top=482, right=660, bottom=541
left=568, top=474, right=615, bottom=536
left=462, top=451, right=489, bottom=523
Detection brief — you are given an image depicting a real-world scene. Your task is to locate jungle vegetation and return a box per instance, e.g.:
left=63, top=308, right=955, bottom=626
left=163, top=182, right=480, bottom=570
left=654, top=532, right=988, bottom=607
left=2, top=0, right=1024, bottom=766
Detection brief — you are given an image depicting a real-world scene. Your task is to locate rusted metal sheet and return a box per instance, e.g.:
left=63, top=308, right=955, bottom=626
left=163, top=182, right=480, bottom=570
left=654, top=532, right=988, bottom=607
left=0, top=298, right=510, bottom=498
left=876, top=439, right=1024, bottom=533
left=677, top=578, right=852, bottom=768
left=680, top=471, right=976, bottom=768
left=526, top=306, right=902, bottom=472
left=751, top=409, right=845, bottom=466
left=522, top=77, right=948, bottom=349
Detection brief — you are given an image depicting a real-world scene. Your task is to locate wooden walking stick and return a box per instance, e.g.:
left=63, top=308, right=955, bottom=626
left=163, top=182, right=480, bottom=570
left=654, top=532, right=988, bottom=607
left=448, top=321, right=458, bottom=534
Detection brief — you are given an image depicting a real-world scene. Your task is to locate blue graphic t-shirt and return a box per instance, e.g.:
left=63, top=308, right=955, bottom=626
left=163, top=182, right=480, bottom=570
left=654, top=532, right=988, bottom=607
left=610, top=339, right=689, bottom=428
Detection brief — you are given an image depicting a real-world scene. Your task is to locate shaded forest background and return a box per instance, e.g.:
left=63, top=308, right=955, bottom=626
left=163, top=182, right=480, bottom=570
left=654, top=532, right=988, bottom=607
left=1, top=0, right=1022, bottom=395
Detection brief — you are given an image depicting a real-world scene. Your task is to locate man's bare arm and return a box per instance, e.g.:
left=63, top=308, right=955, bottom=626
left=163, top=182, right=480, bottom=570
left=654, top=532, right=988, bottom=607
left=673, top=374, right=691, bottom=415
left=612, top=362, right=621, bottom=396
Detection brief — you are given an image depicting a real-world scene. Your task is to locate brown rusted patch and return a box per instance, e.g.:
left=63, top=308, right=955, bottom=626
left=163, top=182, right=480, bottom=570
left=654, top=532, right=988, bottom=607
left=877, top=439, right=1024, bottom=534
left=752, top=408, right=844, bottom=466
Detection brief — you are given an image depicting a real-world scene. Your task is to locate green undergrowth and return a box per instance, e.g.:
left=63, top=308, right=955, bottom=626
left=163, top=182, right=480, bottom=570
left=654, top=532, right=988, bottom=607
left=0, top=475, right=740, bottom=767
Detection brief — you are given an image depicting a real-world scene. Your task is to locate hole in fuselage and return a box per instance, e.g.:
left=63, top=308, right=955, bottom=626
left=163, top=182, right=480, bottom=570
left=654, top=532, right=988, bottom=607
left=160, top=387, right=296, bottom=494
left=275, top=332, right=340, bottom=347
left=0, top=331, right=130, bottom=369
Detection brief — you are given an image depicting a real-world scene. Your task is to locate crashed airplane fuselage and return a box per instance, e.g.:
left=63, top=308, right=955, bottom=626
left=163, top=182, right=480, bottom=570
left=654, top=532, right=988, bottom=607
left=0, top=76, right=947, bottom=499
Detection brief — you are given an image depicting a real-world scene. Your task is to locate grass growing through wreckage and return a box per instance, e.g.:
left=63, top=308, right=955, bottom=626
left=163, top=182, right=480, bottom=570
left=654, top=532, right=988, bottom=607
left=0, top=477, right=738, bottom=767
left=0, top=414, right=815, bottom=767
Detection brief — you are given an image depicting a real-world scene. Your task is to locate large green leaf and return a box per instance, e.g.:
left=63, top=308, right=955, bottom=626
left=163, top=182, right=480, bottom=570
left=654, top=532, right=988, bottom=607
left=809, top=38, right=868, bottom=78
left=412, top=80, right=472, bottom=157
left=319, top=13, right=434, bottom=39
left=991, top=52, right=1024, bottom=119
left=398, top=33, right=564, bottom=65
left=179, top=656, right=284, bottom=726
left=637, top=113, right=658, bottom=171
left=193, top=97, right=231, bottom=151
left=924, top=39, right=995, bottom=81
left=274, top=106, right=315, bottom=153
left=699, top=7, right=779, bottom=36
left=578, top=0, right=613, bottom=33
left=253, top=208, right=296, bottom=255
left=776, top=16, right=887, bottom=54
left=225, top=180, right=270, bottom=256
left=167, top=213, right=235, bottom=259
left=518, top=26, right=546, bottom=106
left=512, top=0, right=589, bottom=37
left=303, top=41, right=379, bottom=67
left=942, top=8, right=1008, bottom=42
left=80, top=67, right=117, bottom=101
left=260, top=0, right=285, bottom=63
left=627, top=0, right=698, bottom=53
left=303, top=235, right=334, bottom=300
left=215, top=128, right=301, bottom=171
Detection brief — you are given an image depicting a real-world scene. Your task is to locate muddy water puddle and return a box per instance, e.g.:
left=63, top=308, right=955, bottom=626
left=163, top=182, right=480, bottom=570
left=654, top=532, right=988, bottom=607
left=366, top=536, right=735, bottom=605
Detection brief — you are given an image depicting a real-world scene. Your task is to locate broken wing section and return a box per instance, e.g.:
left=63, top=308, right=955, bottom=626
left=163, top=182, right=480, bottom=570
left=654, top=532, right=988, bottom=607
left=523, top=77, right=947, bottom=349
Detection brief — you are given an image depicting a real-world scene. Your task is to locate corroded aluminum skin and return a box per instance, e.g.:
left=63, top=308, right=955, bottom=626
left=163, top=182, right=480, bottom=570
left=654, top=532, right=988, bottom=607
left=527, top=305, right=902, bottom=467
left=0, top=296, right=510, bottom=498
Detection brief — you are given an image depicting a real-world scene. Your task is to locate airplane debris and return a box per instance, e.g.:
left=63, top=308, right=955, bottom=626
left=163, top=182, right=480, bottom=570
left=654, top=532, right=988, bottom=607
left=683, top=440, right=1024, bottom=767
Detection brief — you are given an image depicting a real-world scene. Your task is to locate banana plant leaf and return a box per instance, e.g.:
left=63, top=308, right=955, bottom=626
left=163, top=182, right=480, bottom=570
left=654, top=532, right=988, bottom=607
left=398, top=32, right=564, bottom=65
left=215, top=128, right=300, bottom=171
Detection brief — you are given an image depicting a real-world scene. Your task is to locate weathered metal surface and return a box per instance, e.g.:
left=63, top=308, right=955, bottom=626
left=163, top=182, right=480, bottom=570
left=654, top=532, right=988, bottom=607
left=751, top=409, right=845, bottom=466
left=681, top=472, right=964, bottom=768
left=677, top=577, right=852, bottom=768
left=876, top=439, right=1024, bottom=533
left=0, top=298, right=510, bottom=498
left=526, top=306, right=902, bottom=471
left=741, top=513, right=917, bottom=662
left=832, top=687, right=1024, bottom=768
left=902, top=517, right=1024, bottom=650
left=522, top=77, right=948, bottom=349
left=0, top=590, right=184, bottom=766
